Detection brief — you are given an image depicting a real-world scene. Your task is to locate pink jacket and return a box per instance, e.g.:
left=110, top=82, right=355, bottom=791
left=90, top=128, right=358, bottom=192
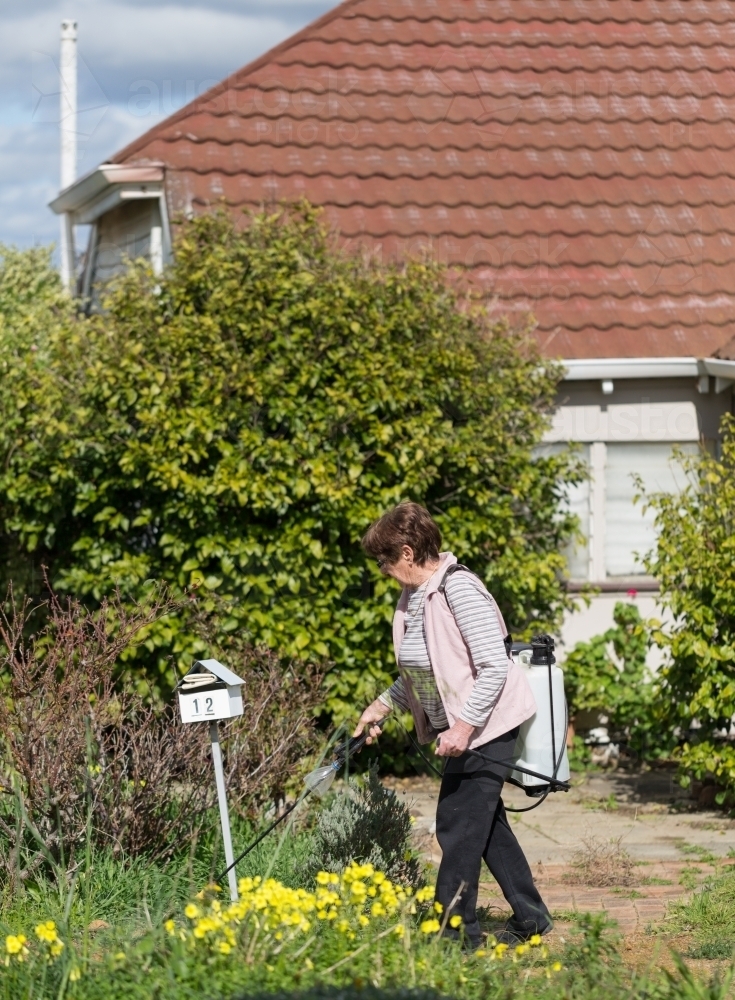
left=392, top=551, right=537, bottom=750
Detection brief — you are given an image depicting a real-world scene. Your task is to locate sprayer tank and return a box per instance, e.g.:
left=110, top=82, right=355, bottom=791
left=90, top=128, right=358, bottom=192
left=510, top=650, right=570, bottom=790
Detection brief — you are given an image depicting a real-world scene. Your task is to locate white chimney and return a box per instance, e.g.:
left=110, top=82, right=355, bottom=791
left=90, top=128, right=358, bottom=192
left=59, top=19, right=77, bottom=291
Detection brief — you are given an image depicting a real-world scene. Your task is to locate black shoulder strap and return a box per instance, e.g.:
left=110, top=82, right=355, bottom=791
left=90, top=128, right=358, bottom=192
left=437, top=562, right=472, bottom=595
left=437, top=564, right=513, bottom=658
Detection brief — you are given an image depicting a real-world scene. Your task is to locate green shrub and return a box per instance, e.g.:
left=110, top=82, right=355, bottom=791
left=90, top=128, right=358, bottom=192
left=0, top=209, right=582, bottom=722
left=301, top=765, right=421, bottom=888
left=640, top=418, right=735, bottom=801
left=562, top=601, right=654, bottom=750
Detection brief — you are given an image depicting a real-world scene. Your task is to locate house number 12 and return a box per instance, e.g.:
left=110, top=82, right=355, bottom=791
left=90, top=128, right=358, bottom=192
left=193, top=697, right=214, bottom=716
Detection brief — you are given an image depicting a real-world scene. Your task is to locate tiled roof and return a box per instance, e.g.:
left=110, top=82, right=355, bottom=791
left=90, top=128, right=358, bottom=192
left=112, top=0, right=735, bottom=361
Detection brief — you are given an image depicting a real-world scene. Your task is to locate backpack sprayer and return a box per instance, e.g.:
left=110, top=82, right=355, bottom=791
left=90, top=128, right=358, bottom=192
left=216, top=633, right=570, bottom=884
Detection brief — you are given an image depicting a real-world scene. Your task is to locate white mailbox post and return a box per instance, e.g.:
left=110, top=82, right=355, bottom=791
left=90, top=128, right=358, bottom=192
left=177, top=659, right=244, bottom=902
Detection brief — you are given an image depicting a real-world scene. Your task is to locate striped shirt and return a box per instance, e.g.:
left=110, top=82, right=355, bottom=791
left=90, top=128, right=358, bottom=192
left=379, top=570, right=510, bottom=730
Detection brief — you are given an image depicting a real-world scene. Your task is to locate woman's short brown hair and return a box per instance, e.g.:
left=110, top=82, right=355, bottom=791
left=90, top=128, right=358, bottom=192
left=362, top=502, right=441, bottom=567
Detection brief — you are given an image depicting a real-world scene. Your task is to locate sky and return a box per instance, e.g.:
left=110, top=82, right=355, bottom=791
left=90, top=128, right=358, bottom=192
left=1, top=0, right=335, bottom=249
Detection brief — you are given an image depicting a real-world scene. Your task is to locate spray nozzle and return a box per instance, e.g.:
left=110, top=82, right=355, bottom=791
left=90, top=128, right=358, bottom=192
left=302, top=731, right=370, bottom=798
left=530, top=633, right=556, bottom=666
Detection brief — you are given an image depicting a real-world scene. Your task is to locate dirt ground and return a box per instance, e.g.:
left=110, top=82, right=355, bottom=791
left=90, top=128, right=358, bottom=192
left=383, top=764, right=735, bottom=969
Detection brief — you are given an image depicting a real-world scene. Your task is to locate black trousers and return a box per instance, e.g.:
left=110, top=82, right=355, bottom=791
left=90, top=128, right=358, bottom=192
left=434, top=727, right=552, bottom=944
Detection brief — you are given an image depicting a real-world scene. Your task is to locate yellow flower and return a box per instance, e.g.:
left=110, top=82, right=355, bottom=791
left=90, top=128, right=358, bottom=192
left=552, top=961, right=563, bottom=972
left=449, top=915, right=462, bottom=929
left=50, top=941, right=64, bottom=957
left=420, top=918, right=441, bottom=935
left=358, top=914, right=370, bottom=927
left=475, top=949, right=486, bottom=957
left=35, top=921, right=58, bottom=943
left=114, top=952, right=126, bottom=962
left=515, top=943, right=529, bottom=956
left=415, top=886, right=435, bottom=903
left=433, top=901, right=443, bottom=914
left=164, top=919, right=176, bottom=936
left=371, top=902, right=385, bottom=918
left=529, top=933, right=542, bottom=946
left=494, top=943, right=509, bottom=957
left=393, top=924, right=405, bottom=937
left=316, top=872, right=330, bottom=885
left=184, top=903, right=200, bottom=920
left=69, top=967, right=82, bottom=982
left=5, top=934, right=28, bottom=961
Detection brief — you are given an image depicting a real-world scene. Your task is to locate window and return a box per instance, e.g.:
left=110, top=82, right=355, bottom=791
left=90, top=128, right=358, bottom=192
left=604, top=442, right=696, bottom=578
left=562, top=447, right=590, bottom=580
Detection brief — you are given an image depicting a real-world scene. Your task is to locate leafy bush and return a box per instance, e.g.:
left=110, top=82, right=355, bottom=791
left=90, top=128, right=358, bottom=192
left=640, top=419, right=735, bottom=802
left=0, top=586, right=322, bottom=883
left=0, top=210, right=582, bottom=721
left=0, top=244, right=73, bottom=596
left=562, top=601, right=653, bottom=746
left=301, top=766, right=421, bottom=889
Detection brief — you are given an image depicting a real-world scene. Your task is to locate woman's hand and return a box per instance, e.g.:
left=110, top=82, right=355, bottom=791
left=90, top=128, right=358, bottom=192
left=435, top=719, right=475, bottom=757
left=353, top=699, right=392, bottom=744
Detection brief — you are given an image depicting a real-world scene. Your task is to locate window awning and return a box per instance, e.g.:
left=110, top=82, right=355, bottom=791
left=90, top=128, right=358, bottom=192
left=49, top=163, right=165, bottom=226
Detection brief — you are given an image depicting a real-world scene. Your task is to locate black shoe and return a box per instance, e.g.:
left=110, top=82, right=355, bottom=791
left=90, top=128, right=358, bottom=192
left=494, top=921, right=553, bottom=946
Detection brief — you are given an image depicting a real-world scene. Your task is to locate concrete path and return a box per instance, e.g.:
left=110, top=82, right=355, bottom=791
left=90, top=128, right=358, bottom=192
left=385, top=765, right=735, bottom=936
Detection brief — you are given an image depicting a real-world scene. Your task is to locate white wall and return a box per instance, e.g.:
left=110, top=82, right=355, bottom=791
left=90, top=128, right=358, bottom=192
left=558, top=591, right=669, bottom=673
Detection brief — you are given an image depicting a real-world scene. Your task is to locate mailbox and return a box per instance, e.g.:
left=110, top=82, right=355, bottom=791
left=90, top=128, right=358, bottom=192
left=177, top=658, right=244, bottom=724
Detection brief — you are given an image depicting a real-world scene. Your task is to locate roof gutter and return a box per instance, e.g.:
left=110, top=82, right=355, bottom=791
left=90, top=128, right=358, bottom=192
left=563, top=356, right=735, bottom=391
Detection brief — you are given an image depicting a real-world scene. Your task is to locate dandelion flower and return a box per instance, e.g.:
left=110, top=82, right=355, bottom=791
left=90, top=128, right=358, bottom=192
left=420, top=918, right=441, bottom=935
left=449, top=915, right=462, bottom=929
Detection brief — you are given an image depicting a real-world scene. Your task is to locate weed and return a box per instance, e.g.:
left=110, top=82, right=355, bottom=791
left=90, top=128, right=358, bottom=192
left=580, top=793, right=619, bottom=812
left=679, top=867, right=702, bottom=890
left=686, top=941, right=735, bottom=960
left=678, top=844, right=718, bottom=863
left=563, top=836, right=635, bottom=887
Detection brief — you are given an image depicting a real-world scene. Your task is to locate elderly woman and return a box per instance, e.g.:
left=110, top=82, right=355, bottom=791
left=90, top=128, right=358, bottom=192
left=355, top=501, right=552, bottom=948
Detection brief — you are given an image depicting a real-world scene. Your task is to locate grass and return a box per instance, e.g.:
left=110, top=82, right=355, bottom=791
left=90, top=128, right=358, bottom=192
left=666, top=861, right=735, bottom=955
left=3, top=800, right=735, bottom=1000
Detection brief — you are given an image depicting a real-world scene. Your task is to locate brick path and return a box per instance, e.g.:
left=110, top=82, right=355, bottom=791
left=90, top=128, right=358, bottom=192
left=384, top=766, right=735, bottom=937
left=481, top=860, right=710, bottom=935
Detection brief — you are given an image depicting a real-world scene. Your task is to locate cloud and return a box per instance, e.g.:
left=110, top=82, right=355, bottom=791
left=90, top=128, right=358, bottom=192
left=0, top=0, right=336, bottom=247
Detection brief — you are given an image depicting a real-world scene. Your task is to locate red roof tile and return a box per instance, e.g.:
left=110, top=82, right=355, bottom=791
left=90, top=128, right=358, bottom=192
left=111, top=0, right=735, bottom=360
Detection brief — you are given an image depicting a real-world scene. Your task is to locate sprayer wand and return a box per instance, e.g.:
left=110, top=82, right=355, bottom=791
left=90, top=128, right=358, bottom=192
left=215, top=731, right=370, bottom=885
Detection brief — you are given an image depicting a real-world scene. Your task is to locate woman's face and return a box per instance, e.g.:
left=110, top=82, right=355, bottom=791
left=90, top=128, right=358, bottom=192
left=377, top=545, right=438, bottom=587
